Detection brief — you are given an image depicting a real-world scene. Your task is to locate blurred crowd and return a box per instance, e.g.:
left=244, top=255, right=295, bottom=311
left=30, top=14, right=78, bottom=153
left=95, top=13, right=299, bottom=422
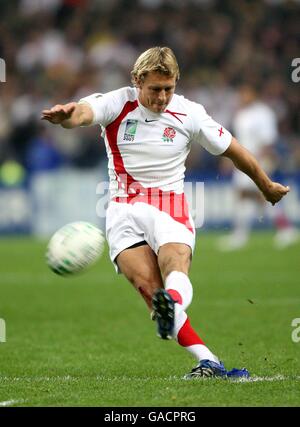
left=0, top=0, right=299, bottom=180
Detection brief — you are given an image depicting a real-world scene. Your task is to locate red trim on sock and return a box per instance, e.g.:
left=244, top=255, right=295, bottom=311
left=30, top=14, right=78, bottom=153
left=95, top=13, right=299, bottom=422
left=167, top=289, right=182, bottom=305
left=177, top=317, right=205, bottom=347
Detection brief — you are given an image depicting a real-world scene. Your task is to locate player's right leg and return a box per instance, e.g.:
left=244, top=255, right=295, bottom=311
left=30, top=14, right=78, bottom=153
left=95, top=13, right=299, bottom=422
left=116, top=243, right=163, bottom=310
left=106, top=201, right=164, bottom=309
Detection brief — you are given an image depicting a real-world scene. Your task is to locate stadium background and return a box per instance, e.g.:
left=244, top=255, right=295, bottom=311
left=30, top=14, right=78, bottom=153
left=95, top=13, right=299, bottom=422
left=0, top=0, right=300, bottom=408
left=0, top=0, right=299, bottom=235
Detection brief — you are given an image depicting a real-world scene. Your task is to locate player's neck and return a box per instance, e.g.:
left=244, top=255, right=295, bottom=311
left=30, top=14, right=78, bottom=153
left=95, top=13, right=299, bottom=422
left=137, top=98, right=162, bottom=117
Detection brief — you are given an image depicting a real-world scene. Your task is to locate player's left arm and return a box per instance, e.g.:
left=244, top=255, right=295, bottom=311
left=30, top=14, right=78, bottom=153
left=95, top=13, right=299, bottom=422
left=222, top=137, right=290, bottom=205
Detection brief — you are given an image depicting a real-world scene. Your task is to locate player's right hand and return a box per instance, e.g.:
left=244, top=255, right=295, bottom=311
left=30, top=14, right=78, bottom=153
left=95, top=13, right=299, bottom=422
left=41, top=102, right=77, bottom=124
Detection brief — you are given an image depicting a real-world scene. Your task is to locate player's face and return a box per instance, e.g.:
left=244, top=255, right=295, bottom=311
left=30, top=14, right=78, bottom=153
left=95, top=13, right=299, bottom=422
left=137, top=72, right=176, bottom=113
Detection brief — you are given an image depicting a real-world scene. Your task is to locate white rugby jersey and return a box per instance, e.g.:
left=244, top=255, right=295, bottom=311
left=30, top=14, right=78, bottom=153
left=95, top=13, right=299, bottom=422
left=79, top=86, right=232, bottom=199
left=232, top=101, right=278, bottom=190
left=233, top=101, right=277, bottom=159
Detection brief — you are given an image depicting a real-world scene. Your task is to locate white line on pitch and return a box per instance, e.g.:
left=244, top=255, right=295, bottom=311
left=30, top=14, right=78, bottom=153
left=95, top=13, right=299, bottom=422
left=231, top=375, right=298, bottom=383
left=0, top=399, right=24, bottom=407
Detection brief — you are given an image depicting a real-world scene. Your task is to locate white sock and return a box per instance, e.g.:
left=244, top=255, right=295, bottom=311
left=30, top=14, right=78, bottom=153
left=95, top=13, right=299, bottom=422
left=165, top=271, right=219, bottom=363
left=165, top=271, right=192, bottom=311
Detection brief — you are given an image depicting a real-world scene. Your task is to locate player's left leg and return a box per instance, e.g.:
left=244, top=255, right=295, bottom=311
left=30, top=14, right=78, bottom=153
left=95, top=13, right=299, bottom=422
left=156, top=242, right=220, bottom=364
left=156, top=242, right=249, bottom=379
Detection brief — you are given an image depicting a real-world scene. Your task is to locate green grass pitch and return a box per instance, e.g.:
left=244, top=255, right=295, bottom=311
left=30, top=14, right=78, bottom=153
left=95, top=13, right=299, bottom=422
left=0, top=232, right=299, bottom=407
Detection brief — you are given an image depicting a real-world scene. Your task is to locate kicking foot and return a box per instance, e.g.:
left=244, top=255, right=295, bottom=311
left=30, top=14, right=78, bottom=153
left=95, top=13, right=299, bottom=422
left=152, top=289, right=175, bottom=340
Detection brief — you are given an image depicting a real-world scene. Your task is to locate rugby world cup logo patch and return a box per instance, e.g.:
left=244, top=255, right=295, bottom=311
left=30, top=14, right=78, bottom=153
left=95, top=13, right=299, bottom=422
left=162, top=127, right=176, bottom=143
left=123, top=119, right=138, bottom=142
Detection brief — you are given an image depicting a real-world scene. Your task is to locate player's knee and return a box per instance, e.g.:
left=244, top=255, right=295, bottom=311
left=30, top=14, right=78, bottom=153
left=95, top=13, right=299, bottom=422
left=158, top=244, right=191, bottom=278
left=159, top=248, right=191, bottom=279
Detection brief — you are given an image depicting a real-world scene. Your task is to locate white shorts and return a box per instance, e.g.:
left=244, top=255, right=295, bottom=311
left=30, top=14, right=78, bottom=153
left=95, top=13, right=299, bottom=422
left=106, top=199, right=196, bottom=273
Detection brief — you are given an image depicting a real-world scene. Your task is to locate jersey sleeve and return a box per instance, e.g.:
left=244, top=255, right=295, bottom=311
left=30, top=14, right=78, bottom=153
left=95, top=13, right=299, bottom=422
left=189, top=100, right=232, bottom=155
left=78, top=91, right=121, bottom=127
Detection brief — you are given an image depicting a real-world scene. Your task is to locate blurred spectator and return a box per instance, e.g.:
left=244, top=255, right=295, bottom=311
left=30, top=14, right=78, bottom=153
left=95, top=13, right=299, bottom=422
left=0, top=0, right=299, bottom=176
left=25, top=125, right=65, bottom=174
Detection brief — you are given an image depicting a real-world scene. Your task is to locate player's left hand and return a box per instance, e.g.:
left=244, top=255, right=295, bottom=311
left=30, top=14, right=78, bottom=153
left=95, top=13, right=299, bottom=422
left=262, top=182, right=290, bottom=205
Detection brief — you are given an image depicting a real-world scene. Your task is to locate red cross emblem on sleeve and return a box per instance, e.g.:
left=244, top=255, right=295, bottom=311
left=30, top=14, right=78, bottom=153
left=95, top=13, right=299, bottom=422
left=218, top=127, right=224, bottom=137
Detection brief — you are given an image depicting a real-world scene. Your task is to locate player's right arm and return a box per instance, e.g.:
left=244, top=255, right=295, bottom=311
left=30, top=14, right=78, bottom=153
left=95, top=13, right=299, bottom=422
left=41, top=102, right=94, bottom=128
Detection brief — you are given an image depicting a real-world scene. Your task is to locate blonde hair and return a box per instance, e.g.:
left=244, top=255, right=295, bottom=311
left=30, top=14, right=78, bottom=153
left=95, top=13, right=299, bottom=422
left=131, top=47, right=180, bottom=85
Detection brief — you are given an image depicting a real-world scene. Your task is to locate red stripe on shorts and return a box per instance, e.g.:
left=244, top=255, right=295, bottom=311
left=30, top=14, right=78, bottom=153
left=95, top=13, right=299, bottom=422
left=115, top=191, right=194, bottom=234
